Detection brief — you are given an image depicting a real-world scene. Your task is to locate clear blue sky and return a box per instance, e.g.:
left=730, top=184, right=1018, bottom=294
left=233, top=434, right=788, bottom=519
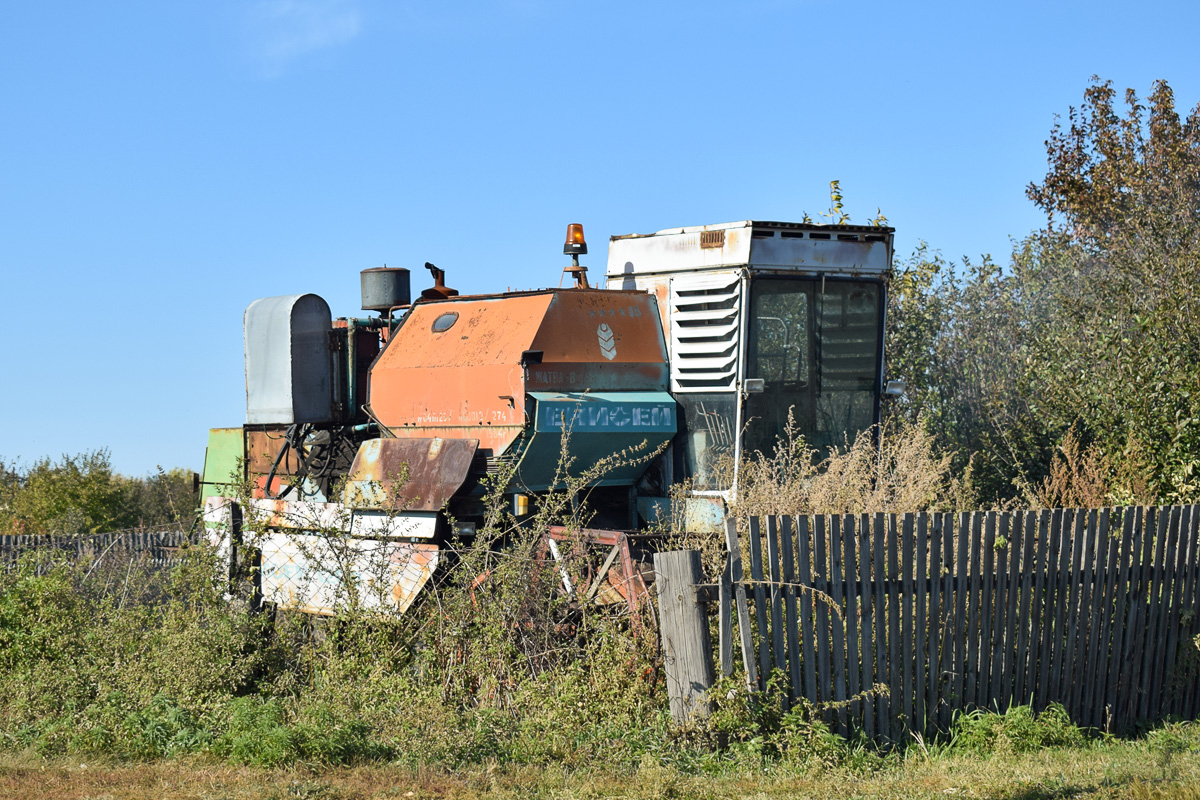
left=2, top=1, right=1198, bottom=476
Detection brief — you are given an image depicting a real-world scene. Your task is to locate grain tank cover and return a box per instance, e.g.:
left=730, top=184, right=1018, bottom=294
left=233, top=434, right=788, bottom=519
left=244, top=294, right=334, bottom=425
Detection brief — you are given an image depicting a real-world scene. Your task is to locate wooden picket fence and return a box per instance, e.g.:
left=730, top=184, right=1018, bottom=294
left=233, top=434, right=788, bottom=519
left=654, top=506, right=1200, bottom=740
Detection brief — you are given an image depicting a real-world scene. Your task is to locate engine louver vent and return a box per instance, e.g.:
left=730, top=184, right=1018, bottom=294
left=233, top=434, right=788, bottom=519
left=669, top=273, right=741, bottom=392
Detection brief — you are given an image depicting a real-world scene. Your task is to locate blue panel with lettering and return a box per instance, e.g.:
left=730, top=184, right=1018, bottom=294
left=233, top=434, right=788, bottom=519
left=530, top=391, right=677, bottom=434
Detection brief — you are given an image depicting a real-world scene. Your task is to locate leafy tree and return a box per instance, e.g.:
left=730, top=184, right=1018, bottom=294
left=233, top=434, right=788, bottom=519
left=886, top=246, right=1056, bottom=501
left=888, top=77, right=1200, bottom=504
left=0, top=451, right=135, bottom=534
left=123, top=467, right=198, bottom=528
left=0, top=451, right=197, bottom=535
left=1023, top=77, right=1200, bottom=500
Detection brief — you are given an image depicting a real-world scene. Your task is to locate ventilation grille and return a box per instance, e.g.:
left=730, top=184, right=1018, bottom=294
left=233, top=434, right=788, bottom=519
left=669, top=274, right=741, bottom=392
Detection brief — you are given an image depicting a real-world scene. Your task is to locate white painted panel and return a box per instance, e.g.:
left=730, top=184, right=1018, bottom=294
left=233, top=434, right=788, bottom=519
left=669, top=272, right=743, bottom=393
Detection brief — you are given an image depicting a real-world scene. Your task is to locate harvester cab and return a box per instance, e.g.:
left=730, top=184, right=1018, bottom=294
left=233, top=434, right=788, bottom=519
left=606, top=221, right=894, bottom=509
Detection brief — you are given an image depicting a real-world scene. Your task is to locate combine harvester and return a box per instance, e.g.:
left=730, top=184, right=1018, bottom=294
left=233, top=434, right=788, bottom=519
left=201, top=220, right=895, bottom=616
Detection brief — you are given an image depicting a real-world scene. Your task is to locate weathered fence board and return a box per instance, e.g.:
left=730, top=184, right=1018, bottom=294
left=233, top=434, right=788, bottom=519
left=725, top=516, right=758, bottom=690
left=844, top=516, right=861, bottom=724
left=654, top=550, right=715, bottom=725
left=1162, top=507, right=1190, bottom=718
left=830, top=515, right=848, bottom=731
left=915, top=513, right=928, bottom=737
left=767, top=515, right=787, bottom=695
left=874, top=512, right=888, bottom=731
left=939, top=513, right=955, bottom=730
left=925, top=512, right=941, bottom=737
left=796, top=515, right=815, bottom=704
left=661, top=504, right=1200, bottom=741
left=1068, top=510, right=1094, bottom=720
left=748, top=516, right=770, bottom=692
left=859, top=513, right=875, bottom=739
left=814, top=515, right=832, bottom=713
left=782, top=516, right=800, bottom=700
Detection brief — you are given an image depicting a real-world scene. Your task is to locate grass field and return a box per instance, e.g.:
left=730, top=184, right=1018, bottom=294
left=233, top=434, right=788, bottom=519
left=3, top=736, right=1200, bottom=800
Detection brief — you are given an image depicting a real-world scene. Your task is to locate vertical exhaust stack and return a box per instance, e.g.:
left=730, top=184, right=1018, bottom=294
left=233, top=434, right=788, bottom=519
left=360, top=267, right=411, bottom=317
left=420, top=263, right=459, bottom=300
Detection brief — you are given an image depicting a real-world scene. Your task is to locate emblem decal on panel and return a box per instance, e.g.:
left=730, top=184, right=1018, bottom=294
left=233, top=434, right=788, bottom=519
left=597, top=323, right=617, bottom=360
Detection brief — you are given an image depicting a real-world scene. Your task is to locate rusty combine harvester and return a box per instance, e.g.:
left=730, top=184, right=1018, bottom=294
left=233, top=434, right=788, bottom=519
left=202, top=220, right=895, bottom=616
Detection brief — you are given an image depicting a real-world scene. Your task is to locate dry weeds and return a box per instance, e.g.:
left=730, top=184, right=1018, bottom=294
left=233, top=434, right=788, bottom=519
left=1023, top=426, right=1159, bottom=509
left=732, top=417, right=975, bottom=523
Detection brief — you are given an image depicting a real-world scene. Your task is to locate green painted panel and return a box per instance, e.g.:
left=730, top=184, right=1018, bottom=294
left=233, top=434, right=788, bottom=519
left=529, top=391, right=676, bottom=433
left=200, top=427, right=244, bottom=503
left=510, top=392, right=677, bottom=492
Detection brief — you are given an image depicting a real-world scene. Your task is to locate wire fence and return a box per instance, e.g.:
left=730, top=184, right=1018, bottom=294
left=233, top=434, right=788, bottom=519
left=0, top=526, right=198, bottom=573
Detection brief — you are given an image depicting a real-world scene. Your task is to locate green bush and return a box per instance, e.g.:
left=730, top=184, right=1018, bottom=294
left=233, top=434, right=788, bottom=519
left=700, top=672, right=850, bottom=771
left=121, top=694, right=213, bottom=759
left=949, top=704, right=1088, bottom=755
left=214, top=697, right=295, bottom=767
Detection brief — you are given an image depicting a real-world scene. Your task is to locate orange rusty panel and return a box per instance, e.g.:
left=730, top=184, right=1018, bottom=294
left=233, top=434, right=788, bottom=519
left=346, top=437, right=477, bottom=511
left=383, top=294, right=551, bottom=367
left=651, top=283, right=671, bottom=357
left=244, top=427, right=297, bottom=497
left=606, top=277, right=672, bottom=361
left=368, top=289, right=671, bottom=450
left=527, top=290, right=668, bottom=392
left=387, top=424, right=523, bottom=457
left=372, top=361, right=527, bottom=453
left=367, top=294, right=552, bottom=447
left=245, top=428, right=288, bottom=475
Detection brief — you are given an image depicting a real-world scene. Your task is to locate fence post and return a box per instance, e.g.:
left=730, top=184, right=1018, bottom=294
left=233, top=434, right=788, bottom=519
left=655, top=549, right=716, bottom=726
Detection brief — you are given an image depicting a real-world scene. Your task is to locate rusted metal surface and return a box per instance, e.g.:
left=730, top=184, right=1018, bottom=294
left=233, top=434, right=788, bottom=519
left=367, top=289, right=670, bottom=460
left=242, top=497, right=437, bottom=539
left=547, top=525, right=652, bottom=630
left=683, top=496, right=726, bottom=534
left=385, top=424, right=525, bottom=461
left=331, top=321, right=383, bottom=422
left=245, top=427, right=287, bottom=476
left=528, top=290, right=668, bottom=389
left=345, top=437, right=477, bottom=511
left=547, top=525, right=624, bottom=546
left=243, top=427, right=295, bottom=498
left=211, top=494, right=435, bottom=544
left=360, top=266, right=411, bottom=312
left=419, top=263, right=458, bottom=299
left=368, top=293, right=549, bottom=456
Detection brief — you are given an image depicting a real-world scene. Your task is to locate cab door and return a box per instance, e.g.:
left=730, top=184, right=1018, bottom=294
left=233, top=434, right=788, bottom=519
left=742, top=275, right=885, bottom=460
